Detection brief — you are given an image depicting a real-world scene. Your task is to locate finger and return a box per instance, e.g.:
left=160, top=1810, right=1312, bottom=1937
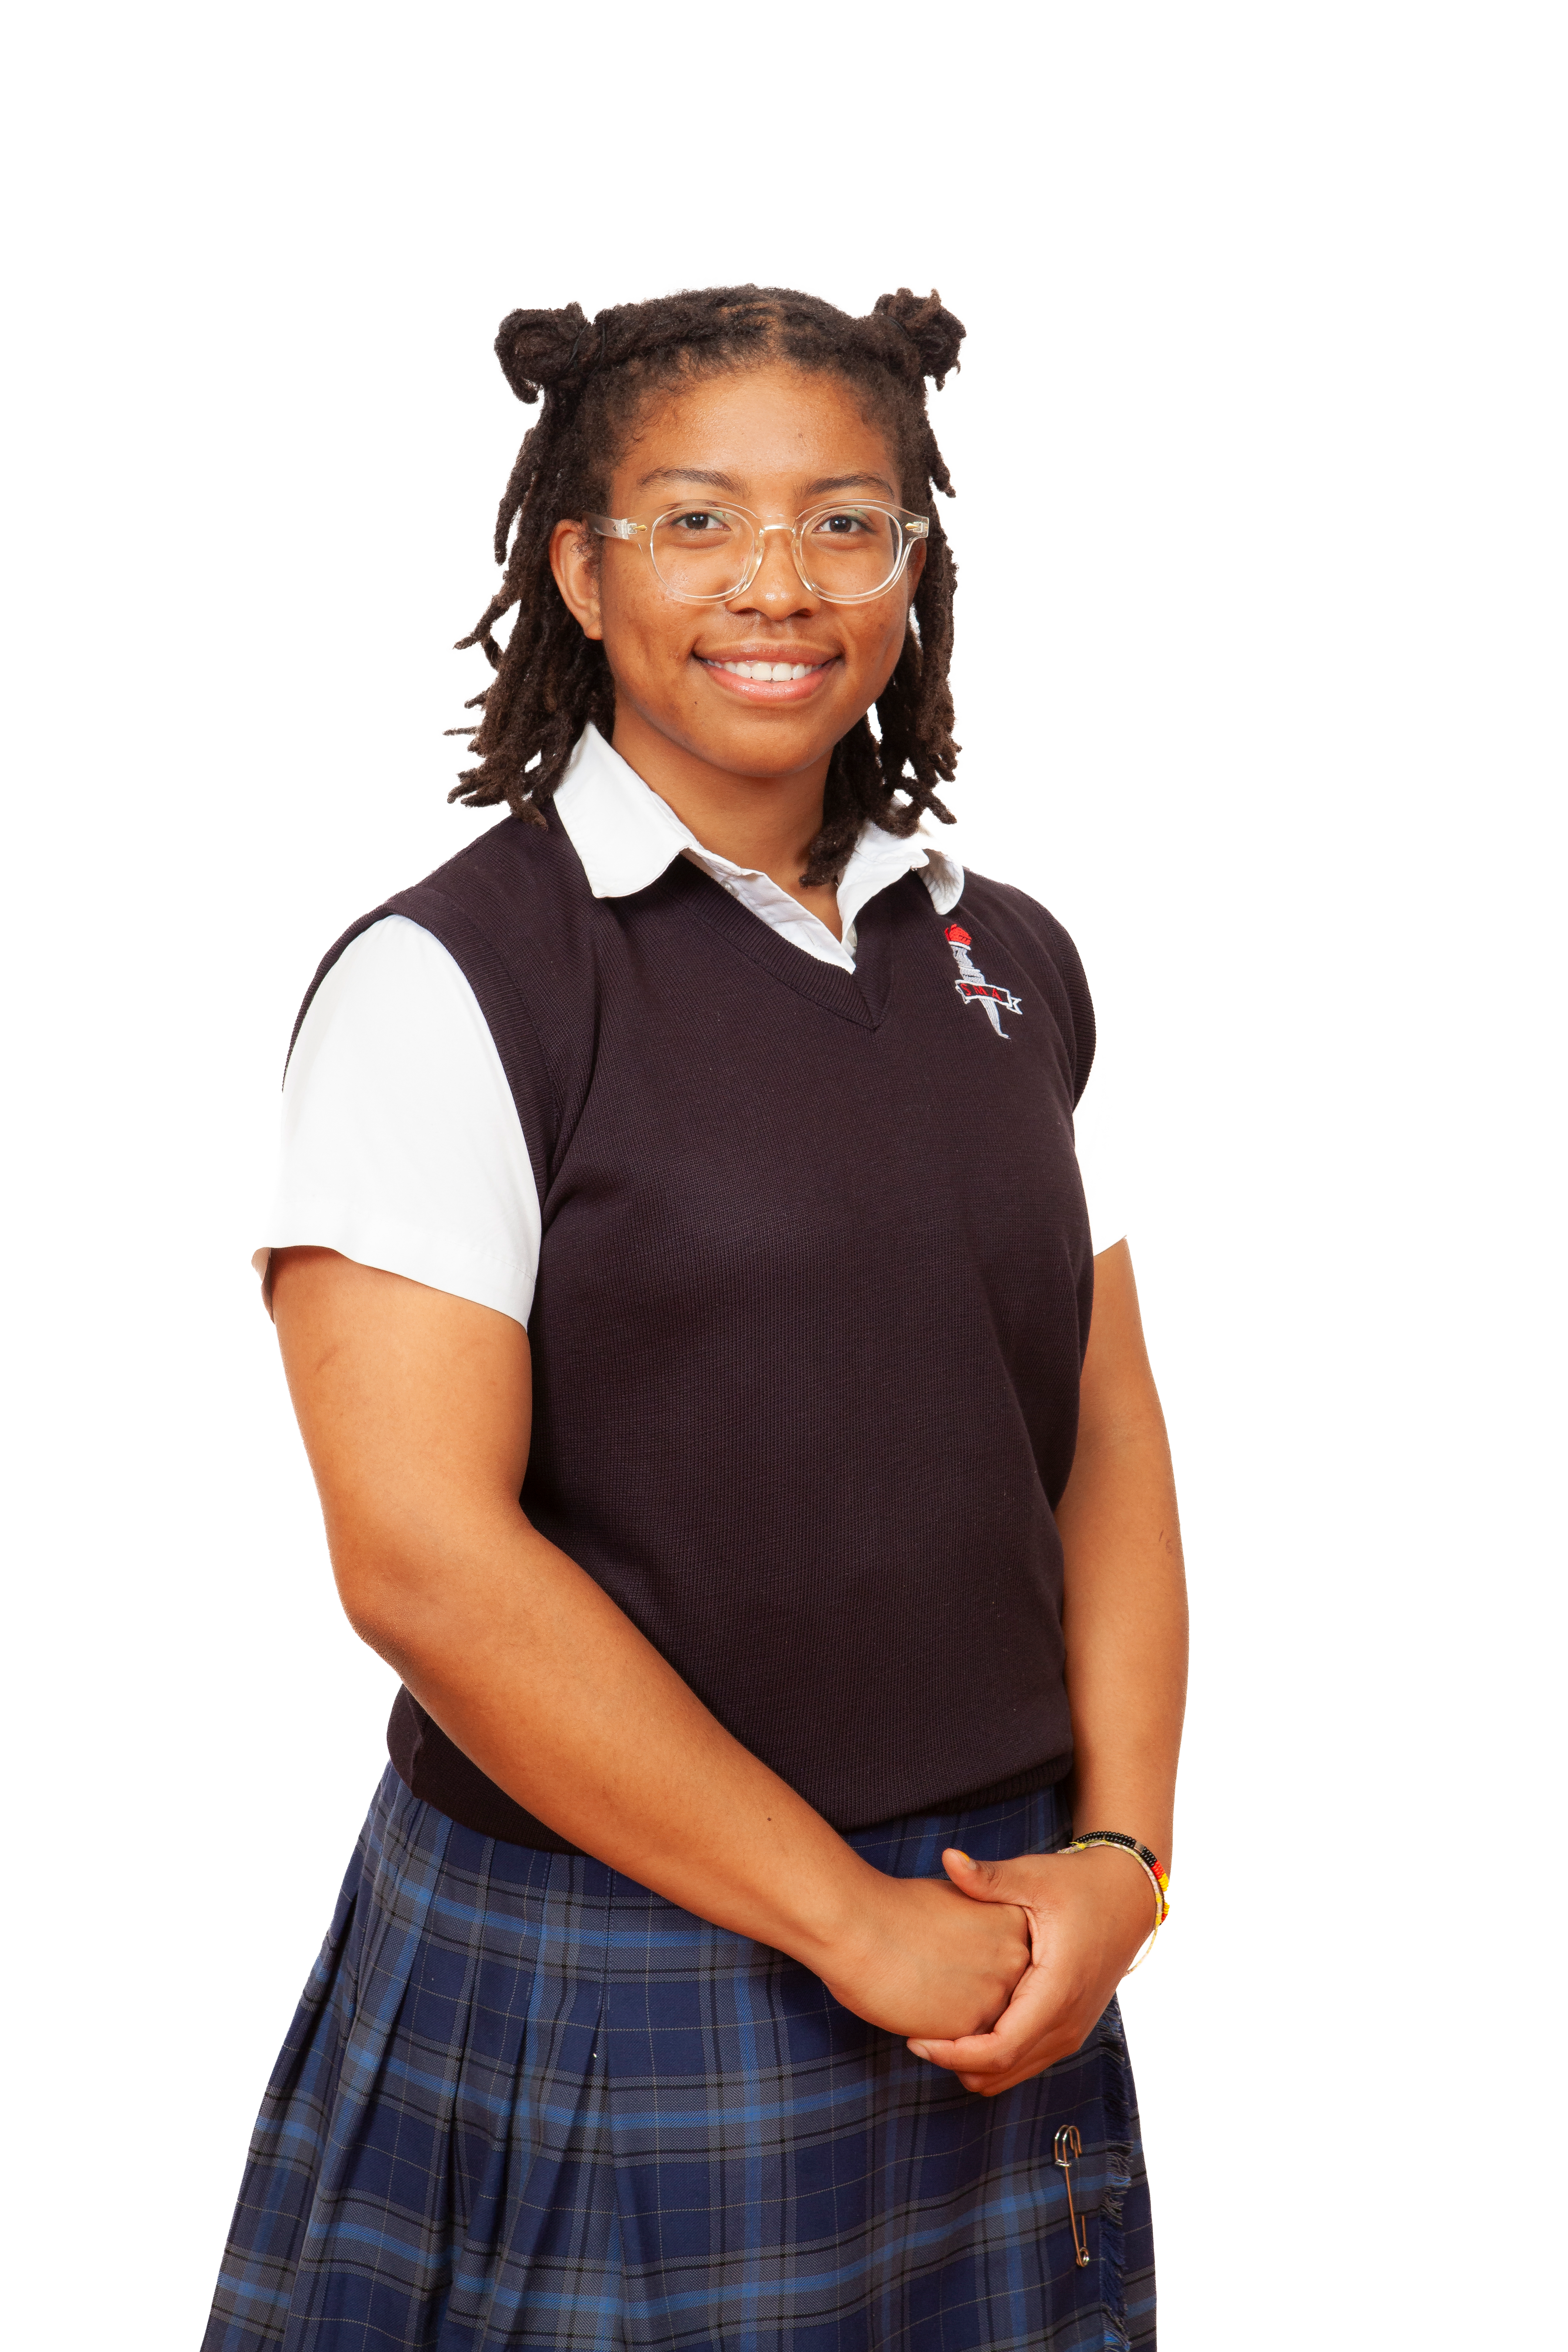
left=959, top=2067, right=1040, bottom=2098
left=909, top=2031, right=1010, bottom=2072
left=908, top=1963, right=1064, bottom=2074
left=940, top=1847, right=1014, bottom=1899
left=915, top=2033, right=1069, bottom=2098
left=921, top=2033, right=1071, bottom=2098
left=909, top=2004, right=1037, bottom=2074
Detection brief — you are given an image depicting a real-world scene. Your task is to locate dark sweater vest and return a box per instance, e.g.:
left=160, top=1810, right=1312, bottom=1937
left=294, top=807, right=1096, bottom=1850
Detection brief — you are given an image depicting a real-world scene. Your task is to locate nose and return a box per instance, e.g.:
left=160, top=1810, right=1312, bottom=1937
left=728, top=522, right=820, bottom=619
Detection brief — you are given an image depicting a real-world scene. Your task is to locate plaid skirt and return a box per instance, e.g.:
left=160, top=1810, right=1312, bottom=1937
left=204, top=1766, right=1154, bottom=2350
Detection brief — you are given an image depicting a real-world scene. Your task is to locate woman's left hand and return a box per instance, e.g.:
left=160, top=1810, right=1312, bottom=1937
left=906, top=1844, right=1157, bottom=2097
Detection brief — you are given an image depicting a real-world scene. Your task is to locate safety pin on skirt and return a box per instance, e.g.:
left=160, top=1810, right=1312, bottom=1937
left=1054, top=2124, right=1090, bottom=2268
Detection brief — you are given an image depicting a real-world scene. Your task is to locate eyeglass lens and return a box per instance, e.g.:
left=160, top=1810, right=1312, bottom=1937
left=649, top=507, right=904, bottom=602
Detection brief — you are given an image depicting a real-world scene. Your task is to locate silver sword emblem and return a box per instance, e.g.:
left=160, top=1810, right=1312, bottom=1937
left=945, top=924, right=1022, bottom=1039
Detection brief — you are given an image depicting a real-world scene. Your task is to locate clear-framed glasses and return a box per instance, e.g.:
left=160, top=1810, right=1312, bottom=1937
left=588, top=500, right=929, bottom=605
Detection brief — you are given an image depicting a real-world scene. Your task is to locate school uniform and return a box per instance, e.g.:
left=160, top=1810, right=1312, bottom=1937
left=206, top=725, right=1155, bottom=2350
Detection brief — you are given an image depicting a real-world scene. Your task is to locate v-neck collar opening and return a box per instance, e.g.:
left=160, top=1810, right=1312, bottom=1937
left=653, top=857, right=896, bottom=1029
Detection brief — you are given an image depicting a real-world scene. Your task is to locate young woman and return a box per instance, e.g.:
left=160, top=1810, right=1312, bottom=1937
left=206, top=286, right=1186, bottom=2352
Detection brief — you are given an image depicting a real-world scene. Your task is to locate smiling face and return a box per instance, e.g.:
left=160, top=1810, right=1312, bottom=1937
left=550, top=362, right=923, bottom=789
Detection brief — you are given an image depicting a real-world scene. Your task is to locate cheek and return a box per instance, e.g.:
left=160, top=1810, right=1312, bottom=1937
left=598, top=574, right=684, bottom=681
left=857, top=604, right=912, bottom=687
left=611, top=571, right=696, bottom=672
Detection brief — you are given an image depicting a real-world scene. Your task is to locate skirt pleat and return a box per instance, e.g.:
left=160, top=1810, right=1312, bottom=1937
left=204, top=1768, right=1155, bottom=2350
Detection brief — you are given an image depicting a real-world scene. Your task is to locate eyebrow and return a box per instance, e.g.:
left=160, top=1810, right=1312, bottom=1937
left=635, top=464, right=898, bottom=499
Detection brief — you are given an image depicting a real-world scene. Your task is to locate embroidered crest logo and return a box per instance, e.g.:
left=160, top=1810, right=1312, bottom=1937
left=945, top=924, right=1022, bottom=1039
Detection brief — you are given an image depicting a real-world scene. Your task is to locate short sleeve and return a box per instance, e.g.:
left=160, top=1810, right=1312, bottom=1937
left=1072, top=1020, right=1130, bottom=1257
left=255, top=914, right=542, bottom=1323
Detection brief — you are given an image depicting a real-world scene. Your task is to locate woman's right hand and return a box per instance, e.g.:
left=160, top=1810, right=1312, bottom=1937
left=817, top=1871, right=1031, bottom=2041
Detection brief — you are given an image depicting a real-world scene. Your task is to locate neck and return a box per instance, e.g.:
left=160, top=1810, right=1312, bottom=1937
left=609, top=706, right=843, bottom=934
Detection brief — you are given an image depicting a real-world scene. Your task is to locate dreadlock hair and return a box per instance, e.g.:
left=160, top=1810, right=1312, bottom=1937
left=448, top=285, right=965, bottom=888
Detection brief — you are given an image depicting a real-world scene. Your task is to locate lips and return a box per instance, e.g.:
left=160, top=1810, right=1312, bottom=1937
left=693, top=649, right=838, bottom=703
left=709, top=658, right=825, bottom=682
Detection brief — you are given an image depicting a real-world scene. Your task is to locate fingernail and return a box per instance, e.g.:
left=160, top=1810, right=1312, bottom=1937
left=950, top=1850, right=973, bottom=1865
left=909, top=2044, right=929, bottom=2060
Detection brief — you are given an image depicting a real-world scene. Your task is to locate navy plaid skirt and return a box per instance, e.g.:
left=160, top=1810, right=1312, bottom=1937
left=205, top=1767, right=1154, bottom=2349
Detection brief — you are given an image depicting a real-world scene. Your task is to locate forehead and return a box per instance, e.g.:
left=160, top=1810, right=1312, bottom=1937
left=614, top=362, right=900, bottom=504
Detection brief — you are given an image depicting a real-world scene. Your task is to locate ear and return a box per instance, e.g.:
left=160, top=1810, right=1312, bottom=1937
left=550, top=517, right=603, bottom=640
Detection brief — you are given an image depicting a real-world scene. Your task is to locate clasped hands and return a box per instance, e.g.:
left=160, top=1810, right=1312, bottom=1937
left=819, top=1844, right=1155, bottom=2099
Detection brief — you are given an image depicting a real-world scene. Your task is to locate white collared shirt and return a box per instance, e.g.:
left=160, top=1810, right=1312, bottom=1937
left=257, top=727, right=1124, bottom=1322
left=554, top=724, right=965, bottom=963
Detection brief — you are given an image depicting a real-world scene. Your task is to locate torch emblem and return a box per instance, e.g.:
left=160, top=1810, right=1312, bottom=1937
left=945, top=924, right=1022, bottom=1039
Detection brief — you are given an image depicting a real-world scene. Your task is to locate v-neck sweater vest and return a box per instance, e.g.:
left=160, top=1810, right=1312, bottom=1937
left=293, top=808, right=1098, bottom=1849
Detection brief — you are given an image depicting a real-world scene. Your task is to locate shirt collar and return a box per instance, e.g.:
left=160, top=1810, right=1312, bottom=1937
left=552, top=723, right=964, bottom=920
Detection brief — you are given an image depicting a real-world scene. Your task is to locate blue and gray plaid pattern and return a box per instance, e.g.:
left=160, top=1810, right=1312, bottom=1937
left=205, top=1768, right=1153, bottom=2349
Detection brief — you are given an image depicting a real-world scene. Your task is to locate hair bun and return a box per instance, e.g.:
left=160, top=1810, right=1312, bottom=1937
left=493, top=303, right=594, bottom=404
left=872, top=289, right=965, bottom=388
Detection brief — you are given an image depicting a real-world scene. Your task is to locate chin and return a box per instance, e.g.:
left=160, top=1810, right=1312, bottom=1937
left=716, top=726, right=841, bottom=779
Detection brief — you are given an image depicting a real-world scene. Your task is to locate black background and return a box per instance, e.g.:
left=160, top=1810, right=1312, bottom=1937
left=162, top=221, right=1335, bottom=2333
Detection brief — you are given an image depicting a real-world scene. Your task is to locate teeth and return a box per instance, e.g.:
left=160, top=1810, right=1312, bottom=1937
left=714, top=660, right=818, bottom=682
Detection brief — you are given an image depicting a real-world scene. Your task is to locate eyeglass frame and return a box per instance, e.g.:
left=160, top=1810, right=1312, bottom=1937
left=587, top=500, right=929, bottom=606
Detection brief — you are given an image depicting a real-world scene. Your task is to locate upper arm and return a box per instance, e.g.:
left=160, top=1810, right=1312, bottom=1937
left=1078, top=1242, right=1166, bottom=1456
left=265, top=916, right=542, bottom=1325
left=271, top=1247, right=533, bottom=1623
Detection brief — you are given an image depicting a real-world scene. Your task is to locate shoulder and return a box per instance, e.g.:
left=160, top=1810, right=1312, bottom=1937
left=954, top=868, right=1086, bottom=978
left=389, top=808, right=588, bottom=950
left=295, top=913, right=486, bottom=1044
left=287, top=821, right=586, bottom=1188
left=291, top=811, right=588, bottom=1056
left=953, top=867, right=1096, bottom=1102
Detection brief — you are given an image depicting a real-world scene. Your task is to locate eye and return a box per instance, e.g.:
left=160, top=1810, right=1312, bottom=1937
left=666, top=508, right=735, bottom=537
left=808, top=506, right=878, bottom=539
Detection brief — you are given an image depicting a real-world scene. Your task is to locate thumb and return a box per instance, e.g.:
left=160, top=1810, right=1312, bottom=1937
left=941, top=1847, right=1014, bottom=1900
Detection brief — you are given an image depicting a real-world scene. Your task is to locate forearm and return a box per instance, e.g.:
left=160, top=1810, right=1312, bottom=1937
left=1054, top=1409, right=1187, bottom=1863
left=335, top=1494, right=880, bottom=1975
left=272, top=1247, right=877, bottom=1973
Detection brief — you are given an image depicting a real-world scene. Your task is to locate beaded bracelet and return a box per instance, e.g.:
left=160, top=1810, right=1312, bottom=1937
left=1065, top=1832, right=1170, bottom=1972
